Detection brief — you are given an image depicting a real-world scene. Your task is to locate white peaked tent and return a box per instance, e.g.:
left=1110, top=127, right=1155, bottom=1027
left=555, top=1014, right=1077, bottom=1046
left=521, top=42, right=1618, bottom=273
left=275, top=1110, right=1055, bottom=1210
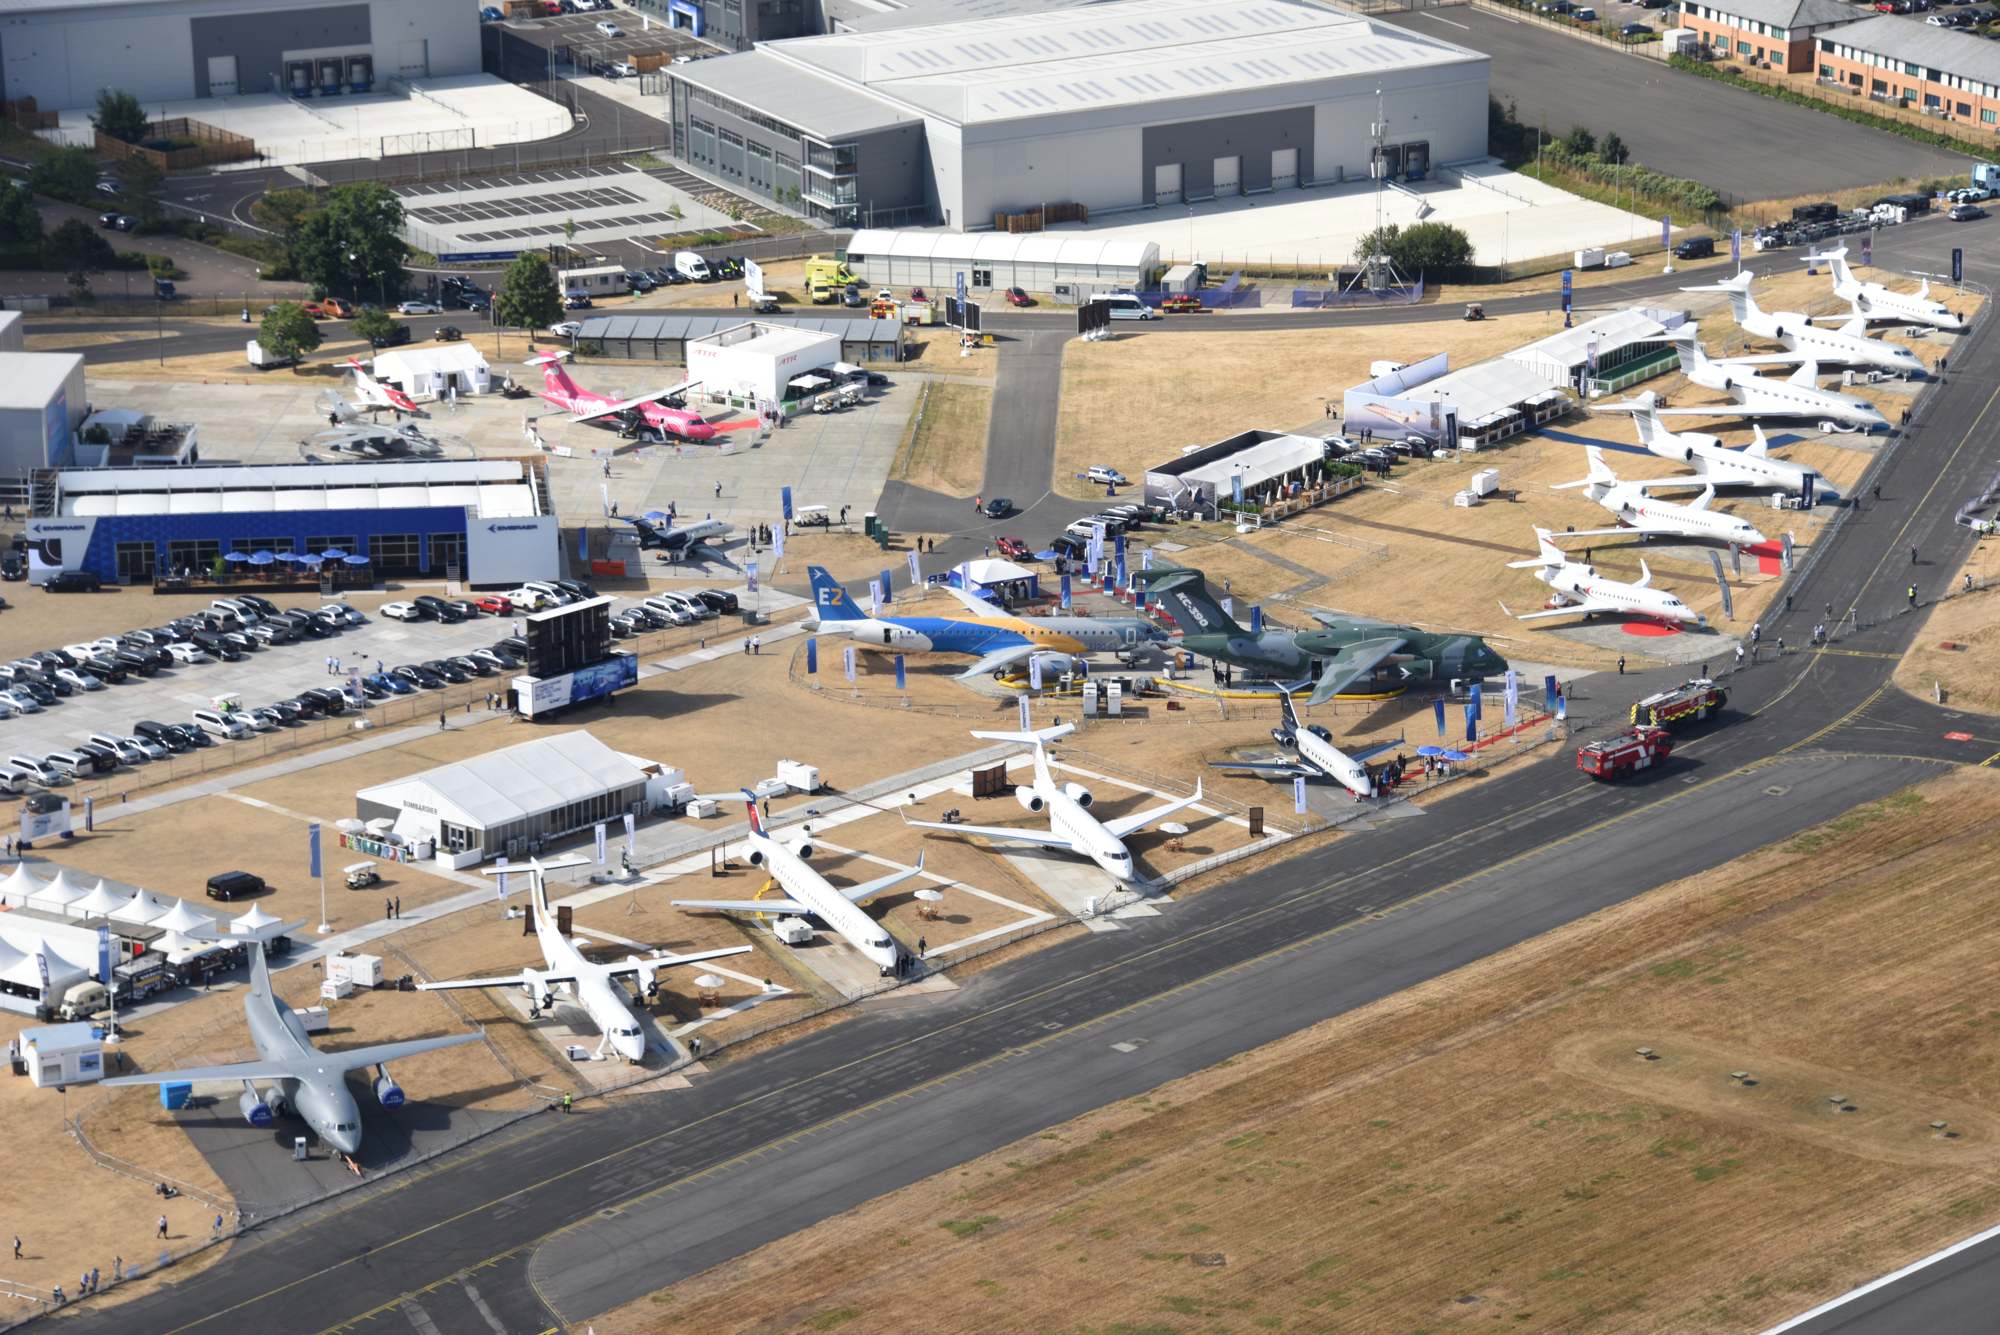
left=73, top=880, right=137, bottom=919
left=29, top=868, right=93, bottom=913
left=0, top=943, right=88, bottom=995
left=151, top=901, right=219, bottom=938
left=0, top=864, right=45, bottom=906
left=228, top=905, right=290, bottom=944
left=110, top=891, right=180, bottom=928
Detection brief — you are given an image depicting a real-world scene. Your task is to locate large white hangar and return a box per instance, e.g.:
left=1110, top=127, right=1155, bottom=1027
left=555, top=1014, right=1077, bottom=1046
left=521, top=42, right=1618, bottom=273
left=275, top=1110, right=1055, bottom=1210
left=666, top=0, right=1488, bottom=230
left=0, top=0, right=480, bottom=112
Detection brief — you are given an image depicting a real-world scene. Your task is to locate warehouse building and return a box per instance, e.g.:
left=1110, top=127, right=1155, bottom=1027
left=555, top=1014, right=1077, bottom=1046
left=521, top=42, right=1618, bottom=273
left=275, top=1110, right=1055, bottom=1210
left=1814, top=16, right=2000, bottom=129
left=0, top=0, right=481, bottom=112
left=665, top=0, right=1489, bottom=230
left=844, top=230, right=1160, bottom=300
left=355, top=731, right=675, bottom=862
left=1677, top=0, right=1856, bottom=73
left=0, top=351, right=88, bottom=478
left=575, top=313, right=902, bottom=364
left=686, top=322, right=843, bottom=404
left=23, top=458, right=556, bottom=587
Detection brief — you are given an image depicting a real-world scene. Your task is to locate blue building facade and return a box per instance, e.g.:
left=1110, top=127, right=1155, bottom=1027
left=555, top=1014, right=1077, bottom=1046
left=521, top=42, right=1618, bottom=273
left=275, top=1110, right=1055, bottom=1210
left=29, top=505, right=478, bottom=584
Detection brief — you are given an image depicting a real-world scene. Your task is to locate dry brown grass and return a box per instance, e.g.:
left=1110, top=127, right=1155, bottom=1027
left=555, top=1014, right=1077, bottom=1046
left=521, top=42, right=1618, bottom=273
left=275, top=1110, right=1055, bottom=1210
left=888, top=381, right=992, bottom=498
left=596, top=766, right=2000, bottom=1335
left=1895, top=545, right=2000, bottom=716
left=904, top=326, right=999, bottom=378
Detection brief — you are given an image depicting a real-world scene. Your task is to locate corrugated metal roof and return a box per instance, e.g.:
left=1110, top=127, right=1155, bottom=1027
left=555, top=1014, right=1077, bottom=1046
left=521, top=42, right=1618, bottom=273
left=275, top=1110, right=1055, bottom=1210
left=848, top=227, right=1159, bottom=270
left=54, top=459, right=525, bottom=493
left=670, top=50, right=919, bottom=138
left=577, top=314, right=902, bottom=342
left=1703, top=0, right=1854, bottom=31
left=1817, top=14, right=2000, bottom=86
left=355, top=732, right=646, bottom=831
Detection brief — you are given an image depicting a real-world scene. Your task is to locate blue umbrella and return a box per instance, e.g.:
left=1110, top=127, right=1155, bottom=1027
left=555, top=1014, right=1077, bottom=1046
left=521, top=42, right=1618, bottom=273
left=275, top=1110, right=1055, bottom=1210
left=249, top=551, right=276, bottom=566
left=297, top=552, right=325, bottom=566
left=341, top=553, right=371, bottom=565
left=1440, top=750, right=1470, bottom=763
left=223, top=551, right=251, bottom=563
left=318, top=548, right=348, bottom=559
left=1416, top=745, right=1447, bottom=758
left=275, top=552, right=299, bottom=563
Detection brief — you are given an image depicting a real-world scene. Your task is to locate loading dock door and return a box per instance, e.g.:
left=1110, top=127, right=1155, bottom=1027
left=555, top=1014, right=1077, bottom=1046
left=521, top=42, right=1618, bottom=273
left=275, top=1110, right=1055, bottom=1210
left=207, top=55, right=239, bottom=98
left=398, top=39, right=430, bottom=77
left=1271, top=147, right=1298, bottom=190
left=1154, top=162, right=1183, bottom=205
left=1213, top=155, right=1241, bottom=197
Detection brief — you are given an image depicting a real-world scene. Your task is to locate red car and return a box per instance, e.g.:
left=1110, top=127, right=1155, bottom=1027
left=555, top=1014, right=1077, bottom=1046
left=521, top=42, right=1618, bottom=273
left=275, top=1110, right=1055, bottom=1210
left=995, top=536, right=1032, bottom=560
left=1005, top=286, right=1035, bottom=307
left=474, top=594, right=513, bottom=615
left=1161, top=294, right=1204, bottom=313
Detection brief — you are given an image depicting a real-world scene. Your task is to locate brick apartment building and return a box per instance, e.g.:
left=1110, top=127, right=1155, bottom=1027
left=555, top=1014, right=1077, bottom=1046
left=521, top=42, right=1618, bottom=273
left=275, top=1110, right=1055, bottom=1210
left=1813, top=14, right=2000, bottom=131
left=1679, top=0, right=1857, bottom=72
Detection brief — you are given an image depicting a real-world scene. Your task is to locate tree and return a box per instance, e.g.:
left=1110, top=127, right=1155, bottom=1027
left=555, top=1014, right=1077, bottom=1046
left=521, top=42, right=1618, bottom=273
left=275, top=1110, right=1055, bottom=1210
left=91, top=90, right=151, bottom=144
left=251, top=187, right=318, bottom=237
left=494, top=251, right=563, bottom=336
left=114, top=154, right=165, bottom=227
left=258, top=301, right=322, bottom=363
left=29, top=146, right=99, bottom=204
left=0, top=179, right=41, bottom=251
left=42, top=219, right=115, bottom=299
left=1386, top=222, right=1474, bottom=272
left=1598, top=132, right=1630, bottom=165
left=291, top=183, right=408, bottom=303
left=1562, top=126, right=1597, bottom=158
left=1352, top=223, right=1401, bottom=264
left=349, top=305, right=398, bottom=347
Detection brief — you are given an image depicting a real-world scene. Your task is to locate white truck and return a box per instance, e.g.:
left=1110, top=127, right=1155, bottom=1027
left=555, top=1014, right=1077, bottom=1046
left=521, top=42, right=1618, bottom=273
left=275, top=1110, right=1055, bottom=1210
left=673, top=251, right=712, bottom=282
left=246, top=339, right=297, bottom=370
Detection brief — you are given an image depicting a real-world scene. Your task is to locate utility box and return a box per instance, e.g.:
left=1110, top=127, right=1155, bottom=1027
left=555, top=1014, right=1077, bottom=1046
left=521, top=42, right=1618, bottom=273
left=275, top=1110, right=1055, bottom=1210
left=327, top=954, right=382, bottom=989
left=1470, top=468, right=1500, bottom=497
left=776, top=759, right=822, bottom=793
left=772, top=916, right=814, bottom=945
left=322, top=977, right=356, bottom=1001
left=1573, top=247, right=1607, bottom=269
left=1105, top=680, right=1123, bottom=716
left=292, top=1006, right=330, bottom=1034
left=160, top=1081, right=192, bottom=1110
left=1082, top=681, right=1101, bottom=716
left=20, top=1023, right=104, bottom=1089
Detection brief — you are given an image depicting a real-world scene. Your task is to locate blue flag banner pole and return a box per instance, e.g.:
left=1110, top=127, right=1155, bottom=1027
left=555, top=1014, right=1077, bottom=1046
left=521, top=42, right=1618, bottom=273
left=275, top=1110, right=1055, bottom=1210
left=894, top=654, right=906, bottom=690
left=1434, top=697, right=1446, bottom=737
left=806, top=637, right=818, bottom=675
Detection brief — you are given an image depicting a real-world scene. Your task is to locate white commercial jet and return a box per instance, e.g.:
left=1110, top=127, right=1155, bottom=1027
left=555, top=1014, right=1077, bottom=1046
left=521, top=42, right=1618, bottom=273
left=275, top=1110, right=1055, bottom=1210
left=421, top=856, right=751, bottom=1062
left=1555, top=446, right=1768, bottom=547
left=1657, top=328, right=1887, bottom=431
left=673, top=796, right=927, bottom=976
left=1685, top=272, right=1924, bottom=375
left=1804, top=245, right=1967, bottom=332
left=904, top=724, right=1205, bottom=885
left=1599, top=392, right=1832, bottom=502
left=1505, top=528, right=1707, bottom=627
left=1212, top=693, right=1403, bottom=800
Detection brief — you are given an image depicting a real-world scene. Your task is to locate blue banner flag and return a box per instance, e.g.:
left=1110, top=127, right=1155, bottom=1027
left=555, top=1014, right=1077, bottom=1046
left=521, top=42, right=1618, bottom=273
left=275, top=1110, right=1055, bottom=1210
left=806, top=637, right=818, bottom=674
left=1250, top=604, right=1263, bottom=633
left=1018, top=693, right=1032, bottom=730
left=1060, top=573, right=1072, bottom=608
left=1434, top=697, right=1446, bottom=737
left=1661, top=216, right=1671, bottom=250
left=1561, top=268, right=1573, bottom=313
left=894, top=654, right=906, bottom=690
left=780, top=485, right=794, bottom=520
left=1231, top=472, right=1245, bottom=506
left=83, top=795, right=94, bottom=832
left=576, top=523, right=588, bottom=561
left=1953, top=247, right=1964, bottom=284
left=98, top=925, right=112, bottom=985
left=908, top=550, right=922, bottom=586
left=880, top=568, right=892, bottom=603
left=1293, top=776, right=1307, bottom=814
left=309, top=822, right=322, bottom=879
left=1470, top=683, right=1483, bottom=719
left=1464, top=703, right=1477, bottom=742
left=1544, top=673, right=1557, bottom=710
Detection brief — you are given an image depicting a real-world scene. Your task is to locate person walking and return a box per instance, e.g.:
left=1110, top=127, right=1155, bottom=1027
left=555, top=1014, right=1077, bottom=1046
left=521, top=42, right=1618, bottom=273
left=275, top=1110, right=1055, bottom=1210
left=714, top=481, right=722, bottom=499
left=90, top=1267, right=98, bottom=1293
left=917, top=935, right=927, bottom=957
left=1907, top=583, right=1918, bottom=608
left=1617, top=655, right=1626, bottom=675
left=1911, top=545, right=1919, bottom=565
left=156, top=1216, right=167, bottom=1240
left=601, top=458, right=611, bottom=479
left=113, top=1257, right=121, bottom=1282
left=385, top=897, right=394, bottom=920
left=561, top=1091, right=572, bottom=1115
left=11, top=1235, right=19, bottom=1260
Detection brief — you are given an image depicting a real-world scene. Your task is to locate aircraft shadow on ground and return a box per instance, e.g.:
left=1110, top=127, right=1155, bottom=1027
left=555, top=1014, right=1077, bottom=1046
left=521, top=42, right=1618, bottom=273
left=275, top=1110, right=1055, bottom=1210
left=607, top=689, right=740, bottom=721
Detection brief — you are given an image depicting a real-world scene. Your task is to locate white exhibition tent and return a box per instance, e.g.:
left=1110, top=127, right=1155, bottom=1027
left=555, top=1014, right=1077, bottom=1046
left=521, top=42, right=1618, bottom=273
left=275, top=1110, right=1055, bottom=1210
left=0, top=864, right=45, bottom=906
left=74, top=880, right=137, bottom=919
left=152, top=901, right=220, bottom=937
left=30, top=868, right=93, bottom=913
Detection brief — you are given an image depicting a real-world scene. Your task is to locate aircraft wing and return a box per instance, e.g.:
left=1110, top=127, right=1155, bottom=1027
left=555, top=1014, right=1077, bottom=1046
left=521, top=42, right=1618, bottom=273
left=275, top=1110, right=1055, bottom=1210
left=1210, top=758, right=1316, bottom=778
left=937, top=583, right=1004, bottom=614
left=670, top=897, right=809, bottom=914
left=904, top=817, right=1075, bottom=850
left=1306, top=635, right=1407, bottom=706
left=841, top=852, right=926, bottom=904
left=955, top=644, right=1037, bottom=678
left=1712, top=353, right=1811, bottom=366
left=418, top=972, right=552, bottom=992
left=315, top=1033, right=485, bottom=1072
left=1349, top=738, right=1406, bottom=763
left=599, top=945, right=753, bottom=978
left=103, top=1060, right=309, bottom=1087
left=1511, top=598, right=1619, bottom=622
left=570, top=383, right=695, bottom=424
left=1101, top=780, right=1205, bottom=842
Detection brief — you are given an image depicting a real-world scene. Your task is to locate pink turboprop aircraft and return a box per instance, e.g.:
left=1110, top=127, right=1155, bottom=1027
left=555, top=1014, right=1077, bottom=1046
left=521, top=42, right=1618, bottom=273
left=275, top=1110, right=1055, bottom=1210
left=526, top=353, right=749, bottom=443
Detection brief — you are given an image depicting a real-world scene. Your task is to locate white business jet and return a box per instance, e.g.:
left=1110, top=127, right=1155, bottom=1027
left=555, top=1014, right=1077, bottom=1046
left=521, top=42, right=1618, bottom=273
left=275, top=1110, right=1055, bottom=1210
left=1686, top=272, right=1923, bottom=375
left=1805, top=245, right=1967, bottom=331
left=421, top=855, right=751, bottom=1062
left=1598, top=392, right=1831, bottom=502
left=1555, top=446, right=1768, bottom=547
left=673, top=796, right=927, bottom=976
left=1656, top=328, right=1887, bottom=431
left=904, top=724, right=1204, bottom=885
left=1212, top=693, right=1403, bottom=800
left=1504, top=528, right=1707, bottom=627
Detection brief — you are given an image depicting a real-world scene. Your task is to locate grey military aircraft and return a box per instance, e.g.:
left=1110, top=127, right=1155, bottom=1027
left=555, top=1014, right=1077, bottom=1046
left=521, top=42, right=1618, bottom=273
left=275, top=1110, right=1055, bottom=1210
left=102, top=942, right=480, bottom=1156
left=1137, top=563, right=1508, bottom=703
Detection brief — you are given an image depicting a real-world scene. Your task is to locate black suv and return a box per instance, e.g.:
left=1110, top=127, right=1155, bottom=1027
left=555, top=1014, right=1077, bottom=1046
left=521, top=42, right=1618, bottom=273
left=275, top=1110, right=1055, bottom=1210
left=206, top=870, right=266, bottom=901
left=371, top=323, right=413, bottom=349
left=1673, top=236, right=1716, bottom=260
left=42, top=570, right=102, bottom=592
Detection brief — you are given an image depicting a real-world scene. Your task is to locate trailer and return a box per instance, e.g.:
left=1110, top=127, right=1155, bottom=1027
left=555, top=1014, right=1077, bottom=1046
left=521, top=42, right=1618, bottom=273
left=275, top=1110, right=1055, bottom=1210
left=1577, top=725, right=1673, bottom=780
left=1631, top=678, right=1727, bottom=729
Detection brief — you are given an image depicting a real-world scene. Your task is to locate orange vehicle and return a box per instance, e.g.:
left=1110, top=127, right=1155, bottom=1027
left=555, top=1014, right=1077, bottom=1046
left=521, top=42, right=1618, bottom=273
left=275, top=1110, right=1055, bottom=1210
left=1160, top=294, right=1204, bottom=313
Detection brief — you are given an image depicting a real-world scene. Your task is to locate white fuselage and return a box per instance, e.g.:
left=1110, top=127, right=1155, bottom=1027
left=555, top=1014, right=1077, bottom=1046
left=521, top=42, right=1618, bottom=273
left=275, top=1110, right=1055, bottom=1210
left=1736, top=304, right=1924, bottom=375
left=1295, top=730, right=1374, bottom=799
left=1840, top=281, right=1965, bottom=332
left=808, top=617, right=936, bottom=653
left=534, top=915, right=646, bottom=1062
left=1541, top=564, right=1704, bottom=626
left=1037, top=784, right=1138, bottom=882
left=1603, top=486, right=1766, bottom=546
left=1644, top=431, right=1821, bottom=497
left=1694, top=365, right=1886, bottom=428
left=757, top=833, right=900, bottom=971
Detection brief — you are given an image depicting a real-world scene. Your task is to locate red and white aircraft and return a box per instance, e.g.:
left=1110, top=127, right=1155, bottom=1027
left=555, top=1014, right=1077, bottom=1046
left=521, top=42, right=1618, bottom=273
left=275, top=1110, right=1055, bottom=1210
left=526, top=352, right=720, bottom=443
left=343, top=358, right=421, bottom=415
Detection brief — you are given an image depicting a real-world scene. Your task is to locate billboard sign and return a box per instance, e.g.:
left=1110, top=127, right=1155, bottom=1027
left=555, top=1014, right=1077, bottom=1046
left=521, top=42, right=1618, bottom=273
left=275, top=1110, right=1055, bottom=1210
left=464, top=515, right=559, bottom=586
left=515, top=653, right=639, bottom=718
left=1341, top=351, right=1454, bottom=446
left=19, top=796, right=72, bottom=845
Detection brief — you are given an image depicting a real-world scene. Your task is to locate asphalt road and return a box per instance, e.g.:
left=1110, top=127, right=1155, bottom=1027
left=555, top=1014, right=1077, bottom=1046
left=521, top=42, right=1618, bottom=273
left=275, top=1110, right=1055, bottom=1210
left=1771, top=1227, right=2000, bottom=1334
left=47, top=217, right=2000, bottom=1332
left=1411, top=7, right=1975, bottom=201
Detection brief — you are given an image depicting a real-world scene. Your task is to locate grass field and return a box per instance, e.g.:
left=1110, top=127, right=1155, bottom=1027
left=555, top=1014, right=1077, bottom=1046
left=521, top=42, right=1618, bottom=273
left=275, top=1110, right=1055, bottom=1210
left=595, top=765, right=2000, bottom=1335
left=889, top=380, right=992, bottom=498
left=1895, top=576, right=2000, bottom=716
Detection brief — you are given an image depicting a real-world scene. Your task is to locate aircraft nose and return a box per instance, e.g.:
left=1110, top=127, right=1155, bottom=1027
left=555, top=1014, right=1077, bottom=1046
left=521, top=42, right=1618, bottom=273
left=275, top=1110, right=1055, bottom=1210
left=329, top=1127, right=361, bottom=1156
left=618, top=1034, right=647, bottom=1062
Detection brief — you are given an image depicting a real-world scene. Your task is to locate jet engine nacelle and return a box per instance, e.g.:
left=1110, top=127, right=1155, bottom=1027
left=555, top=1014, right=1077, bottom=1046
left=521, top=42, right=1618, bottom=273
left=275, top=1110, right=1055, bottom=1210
left=1271, top=728, right=1296, bottom=748
left=1062, top=782, right=1094, bottom=808
left=1015, top=786, right=1045, bottom=813
left=628, top=955, right=660, bottom=996
left=746, top=846, right=767, bottom=866
left=1308, top=725, right=1333, bottom=742
left=792, top=840, right=814, bottom=861
left=262, top=1086, right=291, bottom=1117
left=373, top=1068, right=405, bottom=1109
left=238, top=1088, right=274, bottom=1127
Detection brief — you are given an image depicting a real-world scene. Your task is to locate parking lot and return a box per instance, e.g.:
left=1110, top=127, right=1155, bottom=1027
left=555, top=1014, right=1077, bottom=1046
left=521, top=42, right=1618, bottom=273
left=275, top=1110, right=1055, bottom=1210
left=497, top=8, right=724, bottom=73
left=395, top=166, right=734, bottom=258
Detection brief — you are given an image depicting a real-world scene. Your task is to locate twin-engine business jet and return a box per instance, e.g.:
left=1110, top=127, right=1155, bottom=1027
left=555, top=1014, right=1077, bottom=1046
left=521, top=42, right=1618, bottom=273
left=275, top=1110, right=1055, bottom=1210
left=1555, top=446, right=1768, bottom=547
left=1505, top=528, right=1707, bottom=628
left=1805, top=245, right=1967, bottom=331
left=1599, top=393, right=1830, bottom=501
left=103, top=941, right=479, bottom=1157
left=420, top=855, right=751, bottom=1062
left=673, top=795, right=927, bottom=975
left=905, top=724, right=1204, bottom=885
left=1658, top=328, right=1887, bottom=431
left=1213, top=693, right=1403, bottom=800
left=1685, top=271, right=1923, bottom=375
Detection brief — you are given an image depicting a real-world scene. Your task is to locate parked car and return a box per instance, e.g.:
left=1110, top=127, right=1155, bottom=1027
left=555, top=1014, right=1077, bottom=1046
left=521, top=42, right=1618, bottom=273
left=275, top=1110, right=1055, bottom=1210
left=608, top=61, right=638, bottom=78
left=436, top=325, right=463, bottom=342
left=995, top=535, right=1032, bottom=560
left=480, top=5, right=503, bottom=18
left=98, top=213, right=133, bottom=231
left=564, top=292, right=593, bottom=310
left=397, top=300, right=441, bottom=315
left=371, top=323, right=413, bottom=349
left=596, top=18, right=623, bottom=35
left=42, top=570, right=102, bottom=592
left=369, top=671, right=414, bottom=696
left=205, top=870, right=266, bottom=902
left=1673, top=235, right=1716, bottom=260
left=1949, top=203, right=1989, bottom=221
left=1620, top=21, right=1654, bottom=34
left=1160, top=294, right=1203, bottom=313
left=380, top=601, right=422, bottom=621
left=474, top=594, right=514, bottom=615
left=550, top=321, right=584, bottom=339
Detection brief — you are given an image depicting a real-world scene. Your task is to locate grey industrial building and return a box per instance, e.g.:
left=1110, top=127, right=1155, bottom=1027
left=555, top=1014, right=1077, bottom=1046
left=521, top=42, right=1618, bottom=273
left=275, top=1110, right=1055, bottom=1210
left=575, top=314, right=904, bottom=364
left=664, top=0, right=1489, bottom=230
left=843, top=229, right=1160, bottom=299
left=0, top=0, right=481, bottom=112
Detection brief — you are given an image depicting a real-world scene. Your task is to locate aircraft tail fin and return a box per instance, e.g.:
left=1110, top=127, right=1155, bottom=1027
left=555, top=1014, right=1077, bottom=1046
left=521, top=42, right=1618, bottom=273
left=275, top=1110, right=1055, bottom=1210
left=742, top=787, right=764, bottom=836
left=1636, top=558, right=1654, bottom=589
left=1506, top=528, right=1568, bottom=570
left=806, top=566, right=865, bottom=621
left=1278, top=690, right=1302, bottom=737
left=1556, top=445, right=1618, bottom=495
left=1139, top=565, right=1246, bottom=637
left=247, top=938, right=271, bottom=1001
left=1746, top=425, right=1770, bottom=458
left=1914, top=277, right=1930, bottom=301
left=1667, top=327, right=1704, bottom=377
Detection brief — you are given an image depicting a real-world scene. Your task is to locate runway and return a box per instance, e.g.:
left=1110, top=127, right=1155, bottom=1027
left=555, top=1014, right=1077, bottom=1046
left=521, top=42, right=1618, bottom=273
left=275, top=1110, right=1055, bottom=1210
left=44, top=223, right=2000, bottom=1335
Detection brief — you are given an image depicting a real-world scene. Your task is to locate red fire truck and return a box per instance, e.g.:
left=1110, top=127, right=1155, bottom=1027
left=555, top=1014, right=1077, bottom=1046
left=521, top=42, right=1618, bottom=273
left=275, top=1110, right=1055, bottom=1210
left=1577, top=725, right=1674, bottom=780
left=1630, top=678, right=1727, bottom=729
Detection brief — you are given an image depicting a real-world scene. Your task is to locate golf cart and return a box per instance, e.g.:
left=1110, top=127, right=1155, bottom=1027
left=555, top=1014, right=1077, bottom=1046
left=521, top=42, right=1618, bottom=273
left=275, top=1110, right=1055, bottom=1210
left=1463, top=302, right=1485, bottom=321
left=344, top=862, right=381, bottom=890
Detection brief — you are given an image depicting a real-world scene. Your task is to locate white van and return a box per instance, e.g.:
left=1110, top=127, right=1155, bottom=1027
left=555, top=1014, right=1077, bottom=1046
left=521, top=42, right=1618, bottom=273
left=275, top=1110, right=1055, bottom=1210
left=192, top=708, right=252, bottom=741
left=673, top=251, right=712, bottom=282
left=43, top=751, right=94, bottom=781
left=208, top=599, right=253, bottom=626
left=6, top=756, right=65, bottom=787
left=642, top=596, right=692, bottom=626
left=1097, top=293, right=1155, bottom=321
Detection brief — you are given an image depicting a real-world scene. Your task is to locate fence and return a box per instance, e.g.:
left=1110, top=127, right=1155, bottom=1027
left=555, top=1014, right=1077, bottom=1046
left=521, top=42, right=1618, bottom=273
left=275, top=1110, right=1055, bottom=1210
left=1292, top=276, right=1426, bottom=307
left=1474, top=0, right=1670, bottom=57
left=95, top=117, right=257, bottom=171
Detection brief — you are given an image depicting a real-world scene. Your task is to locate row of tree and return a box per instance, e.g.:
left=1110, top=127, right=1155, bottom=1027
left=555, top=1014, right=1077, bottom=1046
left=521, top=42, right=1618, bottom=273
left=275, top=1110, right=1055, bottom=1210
left=0, top=177, right=131, bottom=296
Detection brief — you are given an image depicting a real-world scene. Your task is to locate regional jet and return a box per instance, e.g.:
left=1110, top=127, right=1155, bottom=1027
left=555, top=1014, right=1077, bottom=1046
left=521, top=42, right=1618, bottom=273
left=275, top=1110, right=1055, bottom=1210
left=904, top=724, right=1204, bottom=885
left=1555, top=446, right=1768, bottom=546
left=1656, top=328, right=1887, bottom=431
left=1212, top=693, right=1404, bottom=800
left=1504, top=528, right=1707, bottom=628
left=673, top=795, right=927, bottom=975
left=1804, top=246, right=1967, bottom=331
left=527, top=352, right=728, bottom=442
left=420, top=855, right=751, bottom=1062
left=1684, top=271, right=1923, bottom=375
left=102, top=941, right=479, bottom=1157
left=1599, top=393, right=1831, bottom=502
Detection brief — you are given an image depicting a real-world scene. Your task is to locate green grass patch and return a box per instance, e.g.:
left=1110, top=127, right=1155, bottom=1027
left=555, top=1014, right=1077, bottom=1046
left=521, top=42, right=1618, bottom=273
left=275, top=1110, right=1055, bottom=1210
left=938, top=1216, right=1000, bottom=1239
left=806, top=1307, right=861, bottom=1330
left=1693, top=1158, right=1744, bottom=1182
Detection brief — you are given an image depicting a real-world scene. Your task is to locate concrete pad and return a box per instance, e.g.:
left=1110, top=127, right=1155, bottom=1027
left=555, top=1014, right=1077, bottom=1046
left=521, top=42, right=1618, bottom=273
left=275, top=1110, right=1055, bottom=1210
left=393, top=168, right=734, bottom=260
